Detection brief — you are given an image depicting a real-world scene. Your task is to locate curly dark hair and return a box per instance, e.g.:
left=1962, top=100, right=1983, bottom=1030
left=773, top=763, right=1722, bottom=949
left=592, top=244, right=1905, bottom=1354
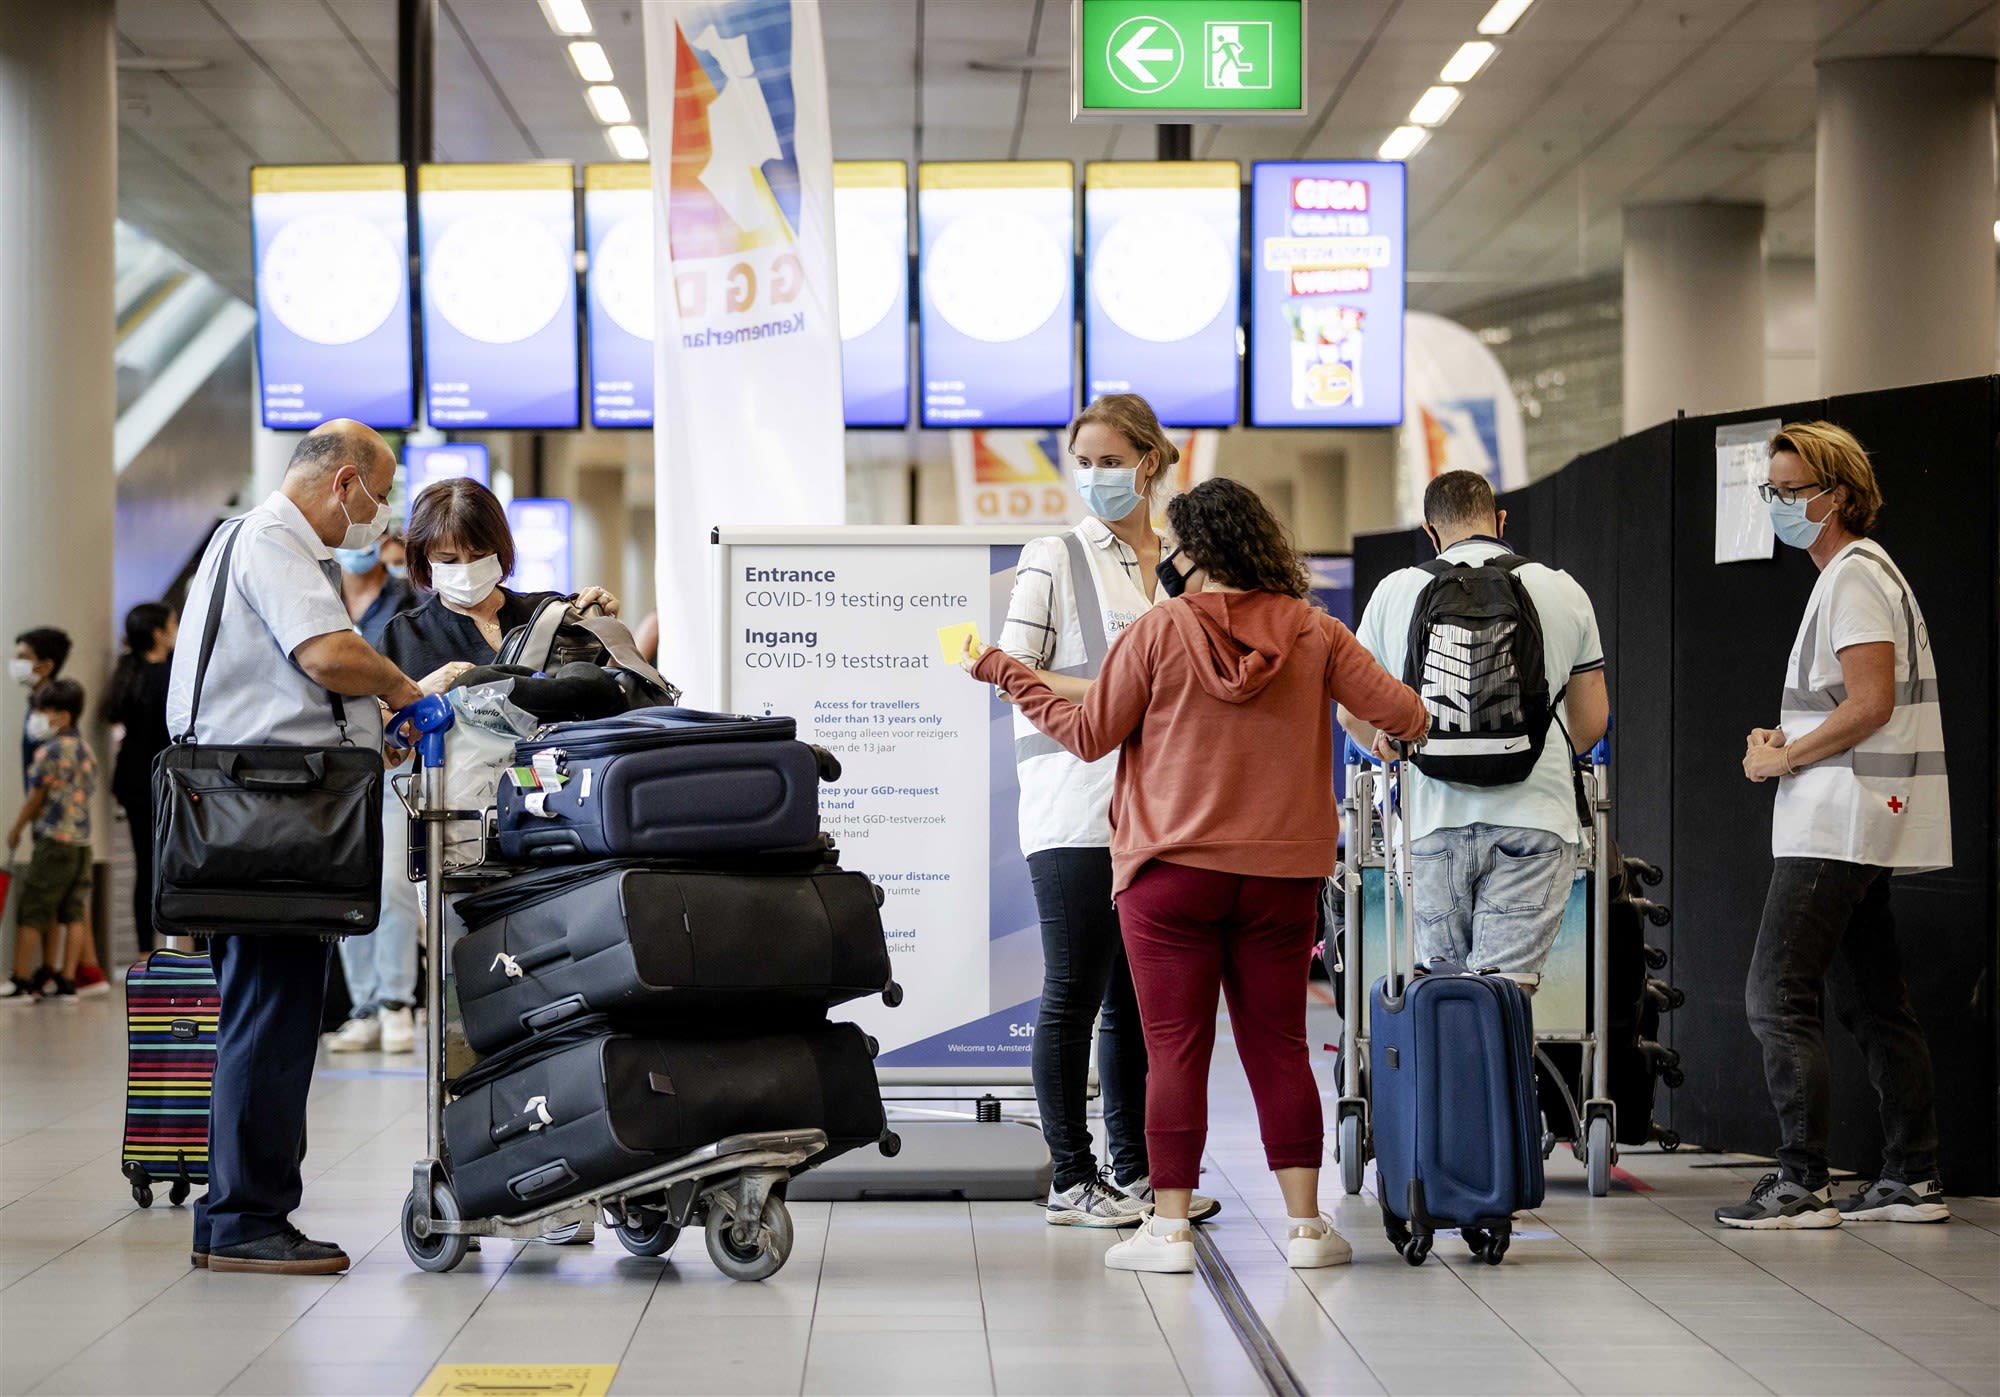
left=1165, top=478, right=1310, bottom=599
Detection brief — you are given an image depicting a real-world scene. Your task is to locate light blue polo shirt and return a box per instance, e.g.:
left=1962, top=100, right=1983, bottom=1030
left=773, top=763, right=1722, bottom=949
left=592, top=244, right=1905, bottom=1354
left=167, top=493, right=383, bottom=751
left=1354, top=537, right=1603, bottom=844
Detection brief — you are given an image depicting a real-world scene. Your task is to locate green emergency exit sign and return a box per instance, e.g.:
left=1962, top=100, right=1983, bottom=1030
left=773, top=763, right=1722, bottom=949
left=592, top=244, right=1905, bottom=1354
left=1072, top=0, right=1306, bottom=120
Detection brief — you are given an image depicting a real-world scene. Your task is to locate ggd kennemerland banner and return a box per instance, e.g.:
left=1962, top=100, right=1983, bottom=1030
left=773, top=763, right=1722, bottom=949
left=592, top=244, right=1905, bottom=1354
left=645, top=0, right=846, bottom=695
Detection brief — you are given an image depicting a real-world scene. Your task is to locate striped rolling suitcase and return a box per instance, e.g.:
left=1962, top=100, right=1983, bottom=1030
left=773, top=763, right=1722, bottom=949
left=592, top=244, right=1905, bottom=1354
left=121, top=949, right=218, bottom=1208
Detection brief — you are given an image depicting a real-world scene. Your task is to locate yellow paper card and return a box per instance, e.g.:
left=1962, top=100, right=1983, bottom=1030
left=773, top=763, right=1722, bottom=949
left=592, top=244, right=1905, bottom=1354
left=937, top=621, right=982, bottom=665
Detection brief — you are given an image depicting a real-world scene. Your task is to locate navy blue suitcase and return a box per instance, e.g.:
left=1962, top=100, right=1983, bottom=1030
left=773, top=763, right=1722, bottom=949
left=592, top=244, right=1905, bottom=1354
left=1366, top=763, right=1546, bottom=1266
left=495, top=708, right=838, bottom=863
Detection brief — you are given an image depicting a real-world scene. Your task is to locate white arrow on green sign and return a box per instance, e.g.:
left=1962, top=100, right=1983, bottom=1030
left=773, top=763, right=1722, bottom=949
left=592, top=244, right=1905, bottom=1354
left=1072, top=0, right=1306, bottom=120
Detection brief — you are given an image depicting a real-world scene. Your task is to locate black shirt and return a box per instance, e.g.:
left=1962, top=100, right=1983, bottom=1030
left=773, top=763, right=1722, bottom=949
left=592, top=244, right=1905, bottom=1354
left=378, top=588, right=560, bottom=682
left=105, top=658, right=174, bottom=802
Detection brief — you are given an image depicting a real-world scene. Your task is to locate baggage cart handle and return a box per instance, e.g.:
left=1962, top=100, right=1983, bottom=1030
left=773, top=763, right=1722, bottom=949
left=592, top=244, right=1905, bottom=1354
left=390, top=694, right=455, bottom=771
left=1380, top=739, right=1418, bottom=1005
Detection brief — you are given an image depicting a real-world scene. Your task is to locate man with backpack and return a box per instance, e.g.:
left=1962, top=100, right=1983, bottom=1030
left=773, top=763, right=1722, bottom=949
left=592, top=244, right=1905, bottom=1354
left=1338, top=471, right=1609, bottom=988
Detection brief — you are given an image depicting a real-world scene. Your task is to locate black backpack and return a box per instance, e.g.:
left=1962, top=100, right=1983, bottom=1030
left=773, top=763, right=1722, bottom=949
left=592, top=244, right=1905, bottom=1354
left=1402, top=554, right=1551, bottom=787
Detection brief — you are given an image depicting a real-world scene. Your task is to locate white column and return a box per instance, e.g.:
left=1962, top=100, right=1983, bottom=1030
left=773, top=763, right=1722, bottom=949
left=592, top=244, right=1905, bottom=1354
left=1817, top=57, right=1998, bottom=396
left=1621, top=203, right=1767, bottom=433
left=0, top=0, right=117, bottom=775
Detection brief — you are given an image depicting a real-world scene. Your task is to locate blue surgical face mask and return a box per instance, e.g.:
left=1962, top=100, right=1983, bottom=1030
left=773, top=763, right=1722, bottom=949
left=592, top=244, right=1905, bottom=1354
left=334, top=544, right=381, bottom=575
left=386, top=563, right=409, bottom=581
left=1076, top=465, right=1143, bottom=522
left=1768, top=490, right=1830, bottom=550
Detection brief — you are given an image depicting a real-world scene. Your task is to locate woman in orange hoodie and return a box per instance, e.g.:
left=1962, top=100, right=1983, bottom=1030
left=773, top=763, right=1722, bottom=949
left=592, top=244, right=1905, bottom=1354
left=965, top=477, right=1428, bottom=1275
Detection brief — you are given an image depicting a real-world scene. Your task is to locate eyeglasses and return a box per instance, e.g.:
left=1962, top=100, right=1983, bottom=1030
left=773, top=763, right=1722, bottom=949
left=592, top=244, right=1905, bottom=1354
left=1755, top=481, right=1825, bottom=505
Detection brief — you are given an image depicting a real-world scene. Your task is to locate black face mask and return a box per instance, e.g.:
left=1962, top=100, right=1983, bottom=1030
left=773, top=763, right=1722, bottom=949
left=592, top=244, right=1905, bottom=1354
left=1156, top=549, right=1191, bottom=598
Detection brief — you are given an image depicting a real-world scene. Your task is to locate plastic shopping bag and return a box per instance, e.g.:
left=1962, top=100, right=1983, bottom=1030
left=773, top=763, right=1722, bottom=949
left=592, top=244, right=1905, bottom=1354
left=443, top=682, right=539, bottom=868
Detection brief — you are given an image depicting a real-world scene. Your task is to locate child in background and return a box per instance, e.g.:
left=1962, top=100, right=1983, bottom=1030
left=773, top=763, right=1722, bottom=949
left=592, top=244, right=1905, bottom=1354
left=3, top=679, right=107, bottom=1000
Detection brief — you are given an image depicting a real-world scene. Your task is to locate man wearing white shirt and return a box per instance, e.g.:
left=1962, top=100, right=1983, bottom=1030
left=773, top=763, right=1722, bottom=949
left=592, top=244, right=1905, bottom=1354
left=1716, top=422, right=1951, bottom=1231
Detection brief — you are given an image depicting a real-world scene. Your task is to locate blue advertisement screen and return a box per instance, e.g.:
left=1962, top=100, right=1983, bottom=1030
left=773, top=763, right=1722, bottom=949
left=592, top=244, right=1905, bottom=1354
left=1249, top=161, right=1406, bottom=428
left=1084, top=162, right=1240, bottom=428
left=836, top=162, right=910, bottom=428
left=506, top=498, right=573, bottom=595
left=419, top=164, right=581, bottom=430
left=918, top=162, right=1074, bottom=428
left=582, top=164, right=654, bottom=428
left=251, top=166, right=414, bottom=430
left=403, top=442, right=491, bottom=522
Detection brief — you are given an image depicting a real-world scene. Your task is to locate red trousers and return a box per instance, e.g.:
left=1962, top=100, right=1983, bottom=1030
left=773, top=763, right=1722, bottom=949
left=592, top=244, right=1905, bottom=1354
left=1116, top=860, right=1324, bottom=1190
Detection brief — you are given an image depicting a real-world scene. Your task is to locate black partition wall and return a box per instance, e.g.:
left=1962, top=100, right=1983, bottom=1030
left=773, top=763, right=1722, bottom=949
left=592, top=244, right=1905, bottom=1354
left=1354, top=376, right=2000, bottom=1193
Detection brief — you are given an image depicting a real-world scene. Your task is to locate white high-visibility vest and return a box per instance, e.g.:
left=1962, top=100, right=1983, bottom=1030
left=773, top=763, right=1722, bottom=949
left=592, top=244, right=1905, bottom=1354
left=1774, top=540, right=1951, bottom=873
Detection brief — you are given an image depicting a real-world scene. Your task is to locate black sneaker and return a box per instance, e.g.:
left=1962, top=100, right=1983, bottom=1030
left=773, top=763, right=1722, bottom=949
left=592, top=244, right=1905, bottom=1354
left=1835, top=1177, right=1949, bottom=1224
left=28, top=966, right=56, bottom=995
left=1714, top=1172, right=1842, bottom=1230
left=38, top=974, right=76, bottom=1000
left=207, top=1225, right=350, bottom=1275
left=0, top=977, right=36, bottom=1003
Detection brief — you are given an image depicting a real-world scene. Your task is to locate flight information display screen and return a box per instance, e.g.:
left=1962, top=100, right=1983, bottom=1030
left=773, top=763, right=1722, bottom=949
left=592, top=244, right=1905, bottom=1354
left=835, top=161, right=911, bottom=428
left=918, top=162, right=1075, bottom=428
left=1248, top=160, right=1405, bottom=428
left=1084, top=161, right=1241, bottom=427
left=506, top=498, right=574, bottom=594
left=402, top=442, right=491, bottom=521
left=251, top=165, right=415, bottom=430
left=419, top=164, right=581, bottom=430
left=582, top=163, right=654, bottom=428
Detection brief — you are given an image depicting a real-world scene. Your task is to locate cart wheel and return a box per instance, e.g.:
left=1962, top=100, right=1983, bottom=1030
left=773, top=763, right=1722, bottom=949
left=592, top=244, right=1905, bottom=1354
left=882, top=981, right=904, bottom=1008
left=878, top=1130, right=902, bottom=1158
left=133, top=1183, right=154, bottom=1210
left=402, top=1182, right=470, bottom=1274
left=1586, top=1116, right=1614, bottom=1198
left=1482, top=1227, right=1511, bottom=1265
left=1403, top=1233, right=1432, bottom=1267
left=168, top=1180, right=191, bottom=1207
left=614, top=1220, right=681, bottom=1258
left=706, top=1195, right=794, bottom=1282
left=1337, top=1114, right=1365, bottom=1197
left=1658, top=1129, right=1682, bottom=1153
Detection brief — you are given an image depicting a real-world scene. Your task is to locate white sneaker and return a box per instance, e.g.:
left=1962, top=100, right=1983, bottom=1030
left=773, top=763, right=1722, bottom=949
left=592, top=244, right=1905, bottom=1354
left=1286, top=1215, right=1353, bottom=1269
left=378, top=1007, right=415, bottom=1054
left=1105, top=1217, right=1195, bottom=1274
left=328, top=1016, right=380, bottom=1053
left=1046, top=1172, right=1149, bottom=1228
left=1115, top=1174, right=1222, bottom=1224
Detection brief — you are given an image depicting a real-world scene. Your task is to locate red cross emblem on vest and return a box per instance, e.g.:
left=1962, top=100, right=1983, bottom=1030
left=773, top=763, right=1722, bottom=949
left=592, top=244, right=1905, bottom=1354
left=1887, top=796, right=1906, bottom=814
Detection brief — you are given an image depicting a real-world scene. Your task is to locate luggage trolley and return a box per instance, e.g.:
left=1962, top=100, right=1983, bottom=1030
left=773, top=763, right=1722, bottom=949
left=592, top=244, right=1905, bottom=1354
left=1331, top=736, right=1620, bottom=1198
left=390, top=697, right=826, bottom=1280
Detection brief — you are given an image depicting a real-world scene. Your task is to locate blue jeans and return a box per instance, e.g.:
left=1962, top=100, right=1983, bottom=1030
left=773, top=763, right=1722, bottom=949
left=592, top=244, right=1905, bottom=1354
left=337, top=789, right=417, bottom=1017
left=1028, top=847, right=1148, bottom=1191
left=1746, top=859, right=1940, bottom=1187
left=1411, top=824, right=1571, bottom=980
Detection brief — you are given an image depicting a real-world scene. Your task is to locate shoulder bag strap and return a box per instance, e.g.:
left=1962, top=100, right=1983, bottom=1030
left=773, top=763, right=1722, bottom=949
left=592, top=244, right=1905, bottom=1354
left=573, top=614, right=681, bottom=704
left=520, top=595, right=570, bottom=669
left=1057, top=530, right=1110, bottom=680
left=180, top=521, right=246, bottom=742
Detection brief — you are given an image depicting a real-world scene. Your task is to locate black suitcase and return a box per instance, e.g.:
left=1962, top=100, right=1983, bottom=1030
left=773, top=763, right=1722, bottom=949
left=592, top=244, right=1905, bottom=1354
left=450, top=862, right=901, bottom=1054
left=495, top=708, right=837, bottom=863
left=443, top=1019, right=888, bottom=1219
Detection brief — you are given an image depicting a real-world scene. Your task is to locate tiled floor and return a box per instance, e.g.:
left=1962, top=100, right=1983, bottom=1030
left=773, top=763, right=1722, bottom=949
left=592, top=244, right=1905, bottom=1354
left=2, top=994, right=1995, bottom=1396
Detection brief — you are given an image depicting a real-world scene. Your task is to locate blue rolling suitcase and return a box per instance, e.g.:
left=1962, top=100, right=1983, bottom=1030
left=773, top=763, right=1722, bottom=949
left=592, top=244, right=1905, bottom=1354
left=1368, top=763, right=1546, bottom=1266
left=495, top=707, right=838, bottom=863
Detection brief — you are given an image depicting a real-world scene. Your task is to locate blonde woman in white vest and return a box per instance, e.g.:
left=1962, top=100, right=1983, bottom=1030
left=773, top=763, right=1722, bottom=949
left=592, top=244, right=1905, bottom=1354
left=1717, top=421, right=1952, bottom=1230
left=996, top=393, right=1216, bottom=1228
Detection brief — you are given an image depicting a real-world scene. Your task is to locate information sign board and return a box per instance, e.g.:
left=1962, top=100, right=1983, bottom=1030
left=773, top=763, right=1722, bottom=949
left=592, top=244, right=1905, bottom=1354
left=1073, top=0, right=1306, bottom=120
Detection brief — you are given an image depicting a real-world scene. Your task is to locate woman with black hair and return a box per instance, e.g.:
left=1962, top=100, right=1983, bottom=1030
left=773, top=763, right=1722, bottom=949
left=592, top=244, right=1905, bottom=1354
left=104, top=602, right=177, bottom=958
left=965, top=477, right=1428, bottom=1275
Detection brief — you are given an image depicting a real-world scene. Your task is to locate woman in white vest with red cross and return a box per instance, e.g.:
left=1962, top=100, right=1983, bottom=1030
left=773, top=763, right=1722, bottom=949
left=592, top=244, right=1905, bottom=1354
left=996, top=393, right=1216, bottom=1229
left=1717, top=421, right=1953, bottom=1231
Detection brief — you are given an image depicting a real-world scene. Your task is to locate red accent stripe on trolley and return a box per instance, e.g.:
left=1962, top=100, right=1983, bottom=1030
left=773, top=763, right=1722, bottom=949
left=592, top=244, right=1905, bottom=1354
left=1610, top=1166, right=1654, bottom=1193
left=1307, top=984, right=1338, bottom=1007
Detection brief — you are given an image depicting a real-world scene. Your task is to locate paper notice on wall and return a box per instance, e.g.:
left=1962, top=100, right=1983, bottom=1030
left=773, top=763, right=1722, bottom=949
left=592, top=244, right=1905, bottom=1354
left=1715, top=419, right=1781, bottom=564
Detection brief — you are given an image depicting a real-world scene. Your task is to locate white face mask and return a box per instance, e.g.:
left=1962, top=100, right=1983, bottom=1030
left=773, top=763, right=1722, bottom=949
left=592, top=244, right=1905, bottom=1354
left=25, top=713, right=53, bottom=743
left=431, top=554, right=505, bottom=609
left=338, top=473, right=392, bottom=552
left=8, top=658, right=35, bottom=687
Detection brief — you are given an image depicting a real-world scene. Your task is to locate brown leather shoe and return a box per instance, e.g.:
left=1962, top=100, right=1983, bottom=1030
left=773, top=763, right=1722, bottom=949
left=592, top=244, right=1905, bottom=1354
left=190, top=1251, right=208, bottom=1269
left=206, top=1226, right=349, bottom=1275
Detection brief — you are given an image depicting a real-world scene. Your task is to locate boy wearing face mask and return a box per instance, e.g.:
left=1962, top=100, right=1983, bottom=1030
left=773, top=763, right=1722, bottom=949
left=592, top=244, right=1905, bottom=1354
left=3, top=679, right=100, bottom=1001
left=12, top=627, right=71, bottom=791
left=1716, top=422, right=1952, bottom=1231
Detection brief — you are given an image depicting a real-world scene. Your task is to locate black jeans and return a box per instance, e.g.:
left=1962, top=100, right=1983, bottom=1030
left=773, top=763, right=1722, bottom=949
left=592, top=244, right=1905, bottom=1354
left=1028, top=847, right=1148, bottom=1191
left=1746, top=858, right=1941, bottom=1188
left=116, top=789, right=156, bottom=956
